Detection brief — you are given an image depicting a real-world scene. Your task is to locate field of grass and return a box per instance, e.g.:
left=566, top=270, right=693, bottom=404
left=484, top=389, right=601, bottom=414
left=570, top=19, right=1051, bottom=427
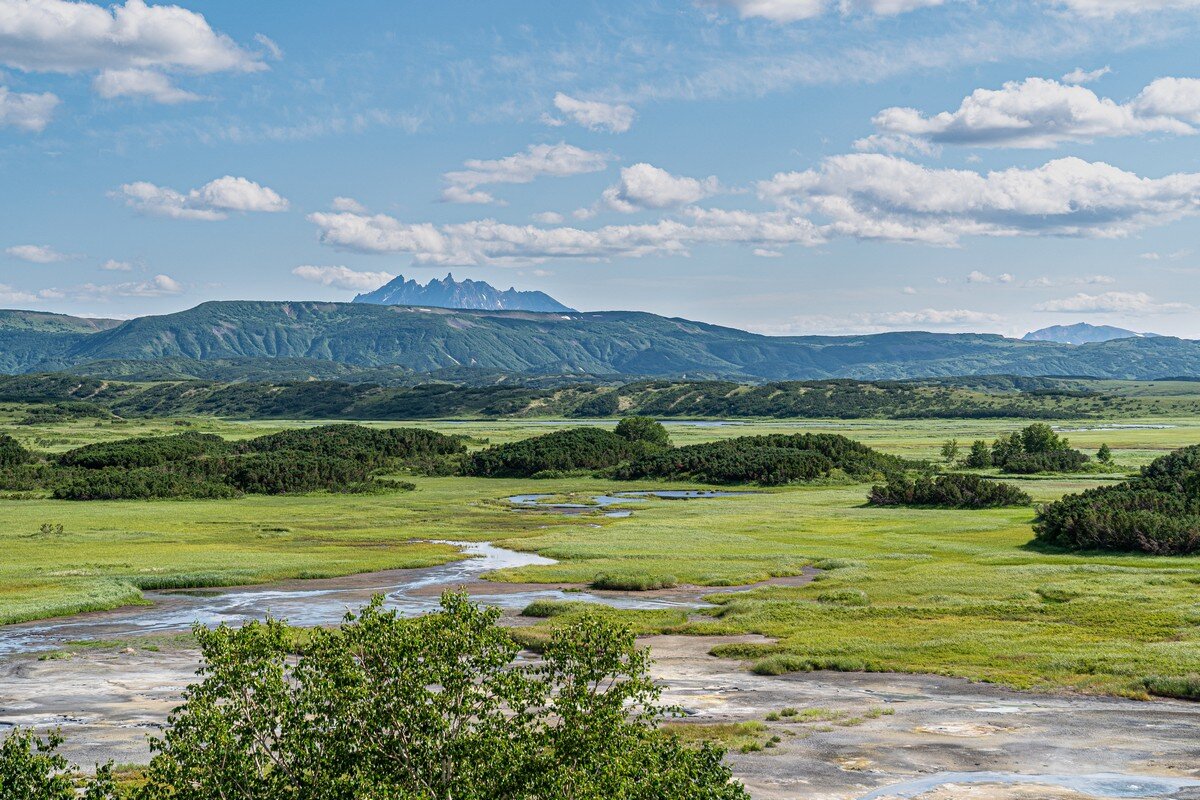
left=1, top=412, right=1198, bottom=698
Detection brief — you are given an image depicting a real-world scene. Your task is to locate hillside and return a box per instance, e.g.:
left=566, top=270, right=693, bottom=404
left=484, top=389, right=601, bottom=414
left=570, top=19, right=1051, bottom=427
left=1023, top=323, right=1158, bottom=345
left=4, top=300, right=1200, bottom=380
left=353, top=273, right=574, bottom=313
left=0, top=310, right=122, bottom=374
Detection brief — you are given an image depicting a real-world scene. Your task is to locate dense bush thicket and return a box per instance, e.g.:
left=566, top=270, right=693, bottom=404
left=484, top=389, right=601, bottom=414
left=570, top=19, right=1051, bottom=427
left=465, top=428, right=646, bottom=478
left=0, top=433, right=32, bottom=468
left=869, top=473, right=1032, bottom=509
left=959, top=424, right=1091, bottom=474
left=0, top=425, right=466, bottom=500
left=614, top=433, right=910, bottom=486
left=57, top=432, right=230, bottom=469
left=1033, top=444, right=1200, bottom=554
left=0, top=595, right=748, bottom=799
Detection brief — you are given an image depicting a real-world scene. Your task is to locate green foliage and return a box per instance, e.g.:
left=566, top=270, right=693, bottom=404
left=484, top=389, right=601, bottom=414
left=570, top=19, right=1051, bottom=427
left=1097, top=443, right=1114, bottom=465
left=0, top=728, right=117, bottom=799
left=868, top=473, right=1033, bottom=509
left=58, top=432, right=231, bottom=469
left=963, top=439, right=992, bottom=468
left=592, top=572, right=678, bottom=590
left=1142, top=674, right=1200, bottom=700
left=614, top=416, right=671, bottom=448
left=465, top=427, right=642, bottom=478
left=0, top=432, right=33, bottom=468
left=991, top=425, right=1090, bottom=474
left=940, top=438, right=959, bottom=464
left=134, top=593, right=747, bottom=800
left=1034, top=444, right=1200, bottom=554
left=615, top=433, right=910, bottom=486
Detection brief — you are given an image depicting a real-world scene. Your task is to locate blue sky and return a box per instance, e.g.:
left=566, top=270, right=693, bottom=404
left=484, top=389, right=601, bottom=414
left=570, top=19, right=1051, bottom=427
left=2, top=0, right=1200, bottom=337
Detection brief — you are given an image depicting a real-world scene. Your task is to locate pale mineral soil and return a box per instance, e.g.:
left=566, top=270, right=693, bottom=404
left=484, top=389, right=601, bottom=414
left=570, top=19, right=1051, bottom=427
left=3, top=630, right=1198, bottom=800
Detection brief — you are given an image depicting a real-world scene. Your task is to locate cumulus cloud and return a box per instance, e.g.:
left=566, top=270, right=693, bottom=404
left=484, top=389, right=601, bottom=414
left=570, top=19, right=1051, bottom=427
left=441, top=143, right=611, bottom=205
left=0, top=0, right=263, bottom=74
left=1062, top=66, right=1111, bottom=85
left=331, top=196, right=367, bottom=213
left=292, top=265, right=396, bottom=292
left=1034, top=291, right=1191, bottom=313
left=599, top=163, right=720, bottom=213
left=862, top=77, right=1200, bottom=150
left=69, top=273, right=184, bottom=299
left=966, top=270, right=1014, bottom=284
left=308, top=206, right=821, bottom=267
left=0, top=85, right=59, bottom=131
left=6, top=244, right=68, bottom=263
left=92, top=68, right=199, bottom=103
left=114, top=175, right=289, bottom=220
left=757, top=154, right=1200, bottom=245
left=551, top=93, right=636, bottom=133
left=100, top=259, right=133, bottom=271
left=532, top=211, right=565, bottom=224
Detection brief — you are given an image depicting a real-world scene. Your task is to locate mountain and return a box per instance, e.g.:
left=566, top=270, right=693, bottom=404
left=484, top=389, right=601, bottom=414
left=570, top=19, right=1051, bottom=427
left=0, top=310, right=122, bottom=374
left=6, top=300, right=1200, bottom=381
left=1023, top=323, right=1160, bottom=345
left=353, top=273, right=574, bottom=313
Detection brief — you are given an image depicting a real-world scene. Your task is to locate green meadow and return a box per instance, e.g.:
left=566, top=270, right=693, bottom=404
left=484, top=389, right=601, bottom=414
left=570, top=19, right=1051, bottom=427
left=2, top=411, right=1199, bottom=698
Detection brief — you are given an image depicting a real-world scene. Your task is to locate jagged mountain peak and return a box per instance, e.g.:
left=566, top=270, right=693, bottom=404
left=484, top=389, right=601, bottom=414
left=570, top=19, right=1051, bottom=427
left=353, top=273, right=574, bottom=313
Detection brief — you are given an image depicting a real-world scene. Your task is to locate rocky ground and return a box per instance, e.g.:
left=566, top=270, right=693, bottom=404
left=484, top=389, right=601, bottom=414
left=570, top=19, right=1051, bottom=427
left=2, top=628, right=1198, bottom=799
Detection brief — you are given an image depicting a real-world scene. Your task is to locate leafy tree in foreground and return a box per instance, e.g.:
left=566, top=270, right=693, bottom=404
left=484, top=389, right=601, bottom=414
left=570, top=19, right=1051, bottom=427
left=0, top=728, right=116, bottom=800
left=138, top=593, right=747, bottom=800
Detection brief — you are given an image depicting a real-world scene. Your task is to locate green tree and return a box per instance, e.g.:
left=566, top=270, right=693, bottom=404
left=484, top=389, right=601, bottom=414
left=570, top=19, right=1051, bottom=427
left=138, top=593, right=747, bottom=800
left=614, top=416, right=671, bottom=449
left=964, top=440, right=992, bottom=468
left=1097, top=443, right=1114, bottom=465
left=1020, top=423, right=1069, bottom=454
left=0, top=728, right=116, bottom=800
left=940, top=438, right=960, bottom=464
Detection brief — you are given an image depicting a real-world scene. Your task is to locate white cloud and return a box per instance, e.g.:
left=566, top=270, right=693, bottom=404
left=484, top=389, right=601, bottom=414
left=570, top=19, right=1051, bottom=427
left=1024, top=274, right=1115, bottom=287
left=441, top=142, right=611, bottom=205
left=331, top=196, right=367, bottom=213
left=710, top=0, right=946, bottom=21
left=753, top=248, right=783, bottom=257
left=757, top=306, right=1002, bottom=335
left=1054, top=0, right=1200, bottom=17
left=866, top=77, right=1200, bottom=150
left=1062, top=66, right=1111, bottom=85
left=308, top=206, right=821, bottom=267
left=253, top=33, right=283, bottom=61
left=71, top=273, right=184, bottom=298
left=0, top=0, right=263, bottom=75
left=92, top=68, right=199, bottom=103
left=869, top=308, right=1003, bottom=326
left=6, top=244, right=67, bottom=263
left=101, top=259, right=133, bottom=271
left=902, top=286, right=917, bottom=294
left=551, top=92, right=636, bottom=133
left=114, top=175, right=289, bottom=220
left=966, top=271, right=1015, bottom=284
left=757, top=154, right=1200, bottom=245
left=599, top=163, right=720, bottom=213
left=532, top=211, right=565, bottom=224
left=1034, top=291, right=1191, bottom=313
left=0, top=85, right=58, bottom=131
left=292, top=265, right=395, bottom=292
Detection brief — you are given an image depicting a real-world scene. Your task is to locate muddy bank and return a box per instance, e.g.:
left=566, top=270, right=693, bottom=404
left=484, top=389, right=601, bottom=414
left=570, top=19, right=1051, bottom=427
left=3, top=631, right=1198, bottom=800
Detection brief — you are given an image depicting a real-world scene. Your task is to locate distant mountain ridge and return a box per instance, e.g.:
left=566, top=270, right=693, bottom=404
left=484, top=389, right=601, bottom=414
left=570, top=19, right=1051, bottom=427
left=353, top=273, right=574, bottom=313
left=4, top=300, right=1200, bottom=381
left=1023, top=323, right=1160, bottom=345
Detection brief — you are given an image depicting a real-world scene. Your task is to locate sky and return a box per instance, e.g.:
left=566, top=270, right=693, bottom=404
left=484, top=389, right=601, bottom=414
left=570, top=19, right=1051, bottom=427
left=2, top=0, right=1200, bottom=338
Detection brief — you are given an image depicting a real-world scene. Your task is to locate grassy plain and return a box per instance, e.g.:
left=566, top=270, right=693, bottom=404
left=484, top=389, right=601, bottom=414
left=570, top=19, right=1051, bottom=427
left=1, top=410, right=1199, bottom=698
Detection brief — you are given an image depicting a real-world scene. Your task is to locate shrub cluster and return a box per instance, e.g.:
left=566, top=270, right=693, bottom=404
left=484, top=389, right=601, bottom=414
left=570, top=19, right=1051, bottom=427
left=960, top=424, right=1090, bottom=474
left=11, top=424, right=466, bottom=501
left=868, top=473, right=1032, bottom=509
left=1033, top=444, right=1200, bottom=554
left=465, top=427, right=647, bottom=478
left=614, top=433, right=910, bottom=486
left=0, top=432, right=33, bottom=468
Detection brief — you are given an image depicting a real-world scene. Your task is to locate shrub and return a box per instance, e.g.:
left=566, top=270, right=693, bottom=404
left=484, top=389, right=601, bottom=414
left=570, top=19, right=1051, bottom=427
left=1033, top=444, right=1200, bottom=554
left=0, top=432, right=33, bottom=468
left=592, top=573, right=678, bottom=591
left=614, top=416, right=671, bottom=448
left=58, top=432, right=230, bottom=469
left=465, top=427, right=642, bottom=478
left=868, top=473, right=1032, bottom=509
